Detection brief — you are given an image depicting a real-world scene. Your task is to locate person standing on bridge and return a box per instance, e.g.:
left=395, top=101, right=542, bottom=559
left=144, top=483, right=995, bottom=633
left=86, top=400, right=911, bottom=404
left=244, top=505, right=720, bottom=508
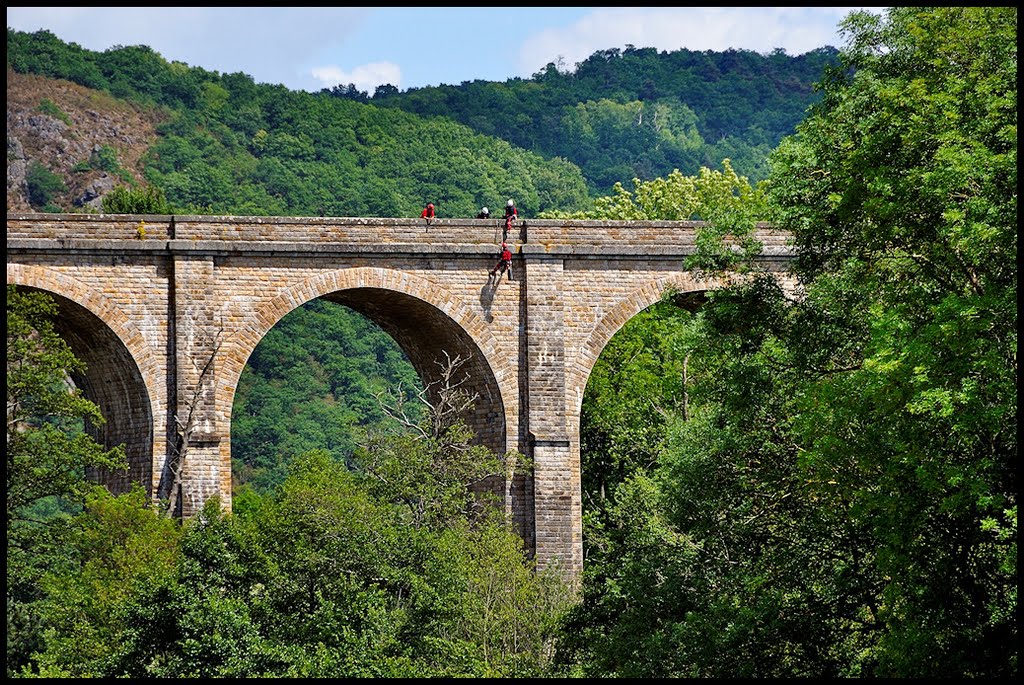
left=502, top=199, right=517, bottom=241
left=477, top=206, right=490, bottom=219
left=489, top=242, right=513, bottom=282
left=421, top=202, right=436, bottom=224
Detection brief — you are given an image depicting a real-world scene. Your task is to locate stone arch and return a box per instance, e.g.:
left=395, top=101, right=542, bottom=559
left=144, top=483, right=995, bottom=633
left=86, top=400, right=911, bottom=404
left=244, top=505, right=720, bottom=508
left=215, top=266, right=516, bottom=505
left=6, top=264, right=161, bottom=496
left=557, top=271, right=730, bottom=572
left=569, top=272, right=728, bottom=422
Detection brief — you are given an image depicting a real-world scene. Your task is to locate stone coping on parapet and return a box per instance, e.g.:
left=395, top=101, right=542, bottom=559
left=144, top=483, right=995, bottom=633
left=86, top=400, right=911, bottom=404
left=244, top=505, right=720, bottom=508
left=7, top=213, right=791, bottom=253
left=6, top=238, right=795, bottom=260
left=8, top=212, right=722, bottom=226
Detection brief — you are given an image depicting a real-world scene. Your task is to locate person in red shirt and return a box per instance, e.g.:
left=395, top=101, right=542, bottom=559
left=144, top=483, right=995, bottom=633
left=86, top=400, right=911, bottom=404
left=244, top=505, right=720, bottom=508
left=489, top=242, right=513, bottom=281
left=421, top=202, right=436, bottom=224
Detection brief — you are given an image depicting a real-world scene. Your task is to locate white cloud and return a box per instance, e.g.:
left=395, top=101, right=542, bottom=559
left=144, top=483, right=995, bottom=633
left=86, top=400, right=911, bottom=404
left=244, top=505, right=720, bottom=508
left=7, top=6, right=371, bottom=89
left=8, top=6, right=887, bottom=92
left=517, top=7, right=881, bottom=76
left=310, top=62, right=403, bottom=94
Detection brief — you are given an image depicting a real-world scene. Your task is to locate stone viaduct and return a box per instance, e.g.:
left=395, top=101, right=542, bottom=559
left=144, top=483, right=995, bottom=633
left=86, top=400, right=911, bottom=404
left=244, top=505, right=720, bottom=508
left=7, top=213, right=796, bottom=577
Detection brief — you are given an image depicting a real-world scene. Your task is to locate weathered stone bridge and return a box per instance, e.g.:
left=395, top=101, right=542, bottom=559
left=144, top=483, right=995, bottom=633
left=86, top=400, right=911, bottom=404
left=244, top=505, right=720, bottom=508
left=7, top=213, right=796, bottom=576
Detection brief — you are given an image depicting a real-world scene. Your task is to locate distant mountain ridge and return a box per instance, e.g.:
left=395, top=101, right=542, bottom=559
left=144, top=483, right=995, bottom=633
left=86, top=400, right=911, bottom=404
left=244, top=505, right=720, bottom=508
left=369, top=45, right=841, bottom=192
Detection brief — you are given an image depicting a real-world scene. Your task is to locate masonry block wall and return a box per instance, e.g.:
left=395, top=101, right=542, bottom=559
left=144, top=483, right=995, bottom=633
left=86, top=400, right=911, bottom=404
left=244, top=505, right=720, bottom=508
left=7, top=213, right=795, bottom=578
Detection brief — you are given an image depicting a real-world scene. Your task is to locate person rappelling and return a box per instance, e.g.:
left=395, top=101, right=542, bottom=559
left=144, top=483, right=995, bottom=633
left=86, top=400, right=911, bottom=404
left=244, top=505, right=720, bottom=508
left=489, top=241, right=514, bottom=282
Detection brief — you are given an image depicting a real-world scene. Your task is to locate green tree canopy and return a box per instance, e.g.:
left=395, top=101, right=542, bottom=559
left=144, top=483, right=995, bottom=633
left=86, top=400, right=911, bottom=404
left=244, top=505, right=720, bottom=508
left=6, top=285, right=127, bottom=676
left=21, top=348, right=572, bottom=677
left=555, top=6, right=1016, bottom=678
left=760, top=7, right=1017, bottom=674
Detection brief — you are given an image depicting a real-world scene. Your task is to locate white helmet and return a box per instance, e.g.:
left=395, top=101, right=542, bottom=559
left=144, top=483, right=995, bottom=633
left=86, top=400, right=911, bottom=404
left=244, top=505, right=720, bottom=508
left=482, top=206, right=488, bottom=214
left=507, top=199, right=514, bottom=207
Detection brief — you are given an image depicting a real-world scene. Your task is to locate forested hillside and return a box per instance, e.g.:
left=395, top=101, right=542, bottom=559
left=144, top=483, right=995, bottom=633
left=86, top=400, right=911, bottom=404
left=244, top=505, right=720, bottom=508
left=7, top=28, right=836, bottom=215
left=6, top=28, right=590, bottom=219
left=369, top=45, right=840, bottom=193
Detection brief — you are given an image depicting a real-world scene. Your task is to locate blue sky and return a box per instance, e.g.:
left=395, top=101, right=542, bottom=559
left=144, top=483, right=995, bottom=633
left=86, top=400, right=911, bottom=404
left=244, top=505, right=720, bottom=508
left=7, top=7, right=886, bottom=95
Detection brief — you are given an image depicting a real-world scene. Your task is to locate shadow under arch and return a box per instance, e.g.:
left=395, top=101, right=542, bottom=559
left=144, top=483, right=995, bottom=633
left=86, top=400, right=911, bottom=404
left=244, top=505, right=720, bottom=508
left=6, top=265, right=159, bottom=496
left=217, top=266, right=516, bottom=502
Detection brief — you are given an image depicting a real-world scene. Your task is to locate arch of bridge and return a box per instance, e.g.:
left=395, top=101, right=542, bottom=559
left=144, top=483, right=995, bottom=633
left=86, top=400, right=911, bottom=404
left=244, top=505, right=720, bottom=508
left=6, top=263, right=163, bottom=493
left=215, top=265, right=516, bottom=453
left=568, top=272, right=730, bottom=421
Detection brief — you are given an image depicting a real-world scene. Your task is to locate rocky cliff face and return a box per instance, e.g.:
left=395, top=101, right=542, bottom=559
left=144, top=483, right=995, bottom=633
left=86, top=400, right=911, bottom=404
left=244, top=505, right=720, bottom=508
left=6, top=67, right=163, bottom=213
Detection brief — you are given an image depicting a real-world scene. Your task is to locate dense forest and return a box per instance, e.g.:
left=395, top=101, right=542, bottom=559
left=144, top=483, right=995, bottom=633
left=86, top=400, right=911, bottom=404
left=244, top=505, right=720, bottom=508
left=355, top=44, right=839, bottom=194
left=6, top=6, right=1017, bottom=678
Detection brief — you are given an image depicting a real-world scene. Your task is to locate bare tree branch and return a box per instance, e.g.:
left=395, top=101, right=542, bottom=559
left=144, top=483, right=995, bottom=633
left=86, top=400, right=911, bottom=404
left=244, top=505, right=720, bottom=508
left=375, top=349, right=480, bottom=445
left=162, top=324, right=223, bottom=518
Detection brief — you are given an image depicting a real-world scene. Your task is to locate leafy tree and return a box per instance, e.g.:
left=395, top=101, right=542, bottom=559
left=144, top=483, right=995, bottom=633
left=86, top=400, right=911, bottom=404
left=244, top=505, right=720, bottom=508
left=579, top=300, right=694, bottom=509
left=557, top=6, right=1016, bottom=678
left=356, top=351, right=511, bottom=529
left=323, top=82, right=370, bottom=103
left=760, top=7, right=1017, bottom=675
left=27, top=487, right=181, bottom=678
left=6, top=28, right=107, bottom=90
left=541, top=158, right=764, bottom=218
left=90, top=144, right=122, bottom=174
left=6, top=285, right=127, bottom=676
left=541, top=159, right=767, bottom=271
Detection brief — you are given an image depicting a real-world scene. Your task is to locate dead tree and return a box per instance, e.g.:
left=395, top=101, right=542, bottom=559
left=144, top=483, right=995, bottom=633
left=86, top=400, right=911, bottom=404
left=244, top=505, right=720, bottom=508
left=372, top=350, right=526, bottom=525
left=375, top=349, right=479, bottom=449
left=159, top=331, right=221, bottom=518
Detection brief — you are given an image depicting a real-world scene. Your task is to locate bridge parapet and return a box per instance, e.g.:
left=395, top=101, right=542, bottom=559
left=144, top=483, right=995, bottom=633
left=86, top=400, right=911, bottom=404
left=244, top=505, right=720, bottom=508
left=7, top=213, right=793, bottom=254
left=6, top=214, right=175, bottom=241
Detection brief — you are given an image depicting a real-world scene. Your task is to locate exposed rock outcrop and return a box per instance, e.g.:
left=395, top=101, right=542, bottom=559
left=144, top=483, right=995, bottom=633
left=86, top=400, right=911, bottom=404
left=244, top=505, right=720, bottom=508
left=6, top=67, right=164, bottom=212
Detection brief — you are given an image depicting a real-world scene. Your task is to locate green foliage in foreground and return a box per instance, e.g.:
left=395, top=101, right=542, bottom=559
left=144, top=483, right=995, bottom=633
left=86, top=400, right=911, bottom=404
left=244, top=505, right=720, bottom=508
left=24, top=452, right=572, bottom=678
left=6, top=285, right=128, bottom=678
left=557, top=6, right=1016, bottom=678
left=14, top=330, right=573, bottom=677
